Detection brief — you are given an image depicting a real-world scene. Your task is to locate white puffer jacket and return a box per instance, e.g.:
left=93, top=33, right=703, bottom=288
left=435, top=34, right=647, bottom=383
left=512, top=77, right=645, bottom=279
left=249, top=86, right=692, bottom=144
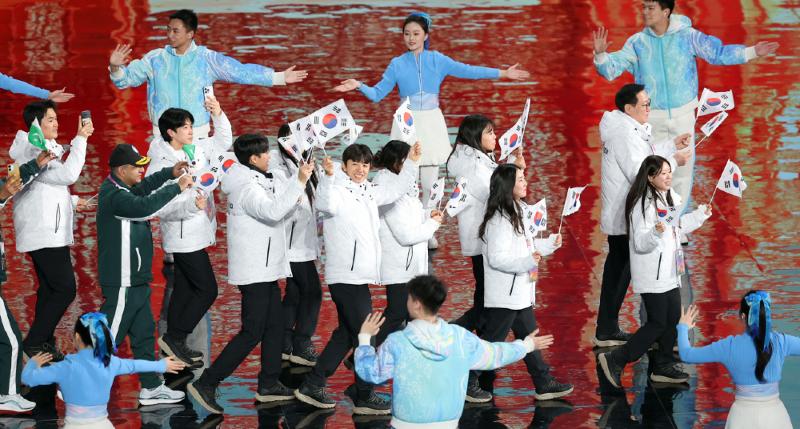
left=482, top=206, right=559, bottom=310
left=629, top=191, right=710, bottom=294
left=599, top=110, right=680, bottom=235
left=373, top=170, right=439, bottom=285
left=9, top=132, right=86, bottom=253
left=445, top=145, right=497, bottom=257
left=221, top=162, right=304, bottom=285
left=269, top=150, right=319, bottom=263
left=317, top=159, right=417, bottom=286
left=145, top=112, right=232, bottom=253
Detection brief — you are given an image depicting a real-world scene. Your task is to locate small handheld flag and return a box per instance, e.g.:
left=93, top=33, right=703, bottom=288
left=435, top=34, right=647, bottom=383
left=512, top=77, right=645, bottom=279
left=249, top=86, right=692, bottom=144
left=498, top=98, right=531, bottom=161
left=559, top=185, right=587, bottom=233
left=427, top=177, right=445, bottom=209
left=712, top=159, right=747, bottom=201
left=446, top=177, right=471, bottom=217
left=697, top=88, right=734, bottom=118
left=695, top=111, right=729, bottom=149
left=528, top=198, right=547, bottom=233
left=341, top=124, right=363, bottom=147
left=310, top=99, right=356, bottom=146
left=278, top=135, right=303, bottom=162
left=393, top=98, right=417, bottom=144
left=655, top=205, right=680, bottom=228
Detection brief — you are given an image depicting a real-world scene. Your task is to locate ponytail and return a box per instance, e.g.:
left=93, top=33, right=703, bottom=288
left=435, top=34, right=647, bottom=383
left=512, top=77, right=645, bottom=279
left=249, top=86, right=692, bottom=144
left=76, top=312, right=117, bottom=367
left=740, top=290, right=773, bottom=383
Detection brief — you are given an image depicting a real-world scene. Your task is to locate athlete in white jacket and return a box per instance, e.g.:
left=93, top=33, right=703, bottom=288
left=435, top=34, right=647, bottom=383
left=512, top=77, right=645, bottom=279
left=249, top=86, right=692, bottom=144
left=188, top=133, right=312, bottom=414
left=9, top=100, right=93, bottom=360
left=599, top=155, right=711, bottom=390
left=146, top=99, right=232, bottom=366
left=472, top=164, right=573, bottom=403
left=295, top=143, right=418, bottom=415
left=594, top=83, right=691, bottom=347
left=371, top=140, right=442, bottom=347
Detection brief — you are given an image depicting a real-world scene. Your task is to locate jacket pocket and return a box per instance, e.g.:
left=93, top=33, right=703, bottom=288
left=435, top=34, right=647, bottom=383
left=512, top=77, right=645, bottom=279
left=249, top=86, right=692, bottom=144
left=54, top=203, right=61, bottom=234
left=265, top=237, right=272, bottom=266
left=288, top=221, right=296, bottom=249
left=135, top=247, right=142, bottom=272
left=656, top=252, right=662, bottom=280
left=404, top=247, right=413, bottom=271
left=509, top=274, right=517, bottom=296
left=350, top=241, right=358, bottom=271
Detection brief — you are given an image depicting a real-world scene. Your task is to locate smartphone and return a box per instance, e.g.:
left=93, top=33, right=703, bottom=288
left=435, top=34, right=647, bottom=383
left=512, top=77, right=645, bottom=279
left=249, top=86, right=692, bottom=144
left=203, top=85, right=214, bottom=99
left=7, top=164, right=19, bottom=180
left=80, top=110, right=91, bottom=126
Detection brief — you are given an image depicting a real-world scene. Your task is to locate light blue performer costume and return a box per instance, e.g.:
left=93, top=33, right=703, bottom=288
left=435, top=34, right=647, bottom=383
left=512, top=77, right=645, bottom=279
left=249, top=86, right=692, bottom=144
left=355, top=318, right=530, bottom=429
left=109, top=41, right=286, bottom=138
left=21, top=313, right=170, bottom=429
left=352, top=12, right=504, bottom=205
left=594, top=14, right=758, bottom=215
left=678, top=292, right=799, bottom=429
left=0, top=72, right=50, bottom=99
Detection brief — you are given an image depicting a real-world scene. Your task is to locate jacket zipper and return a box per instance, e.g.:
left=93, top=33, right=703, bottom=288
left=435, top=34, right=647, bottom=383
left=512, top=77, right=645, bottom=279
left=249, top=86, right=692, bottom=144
left=288, top=221, right=296, bottom=249
left=180, top=219, right=184, bottom=239
left=135, top=247, right=142, bottom=272
left=350, top=241, right=357, bottom=271
left=405, top=247, right=413, bottom=271
left=55, top=203, right=61, bottom=234
left=265, top=237, right=272, bottom=266
left=658, top=38, right=672, bottom=119
left=656, top=252, right=663, bottom=280
left=509, top=274, right=517, bottom=296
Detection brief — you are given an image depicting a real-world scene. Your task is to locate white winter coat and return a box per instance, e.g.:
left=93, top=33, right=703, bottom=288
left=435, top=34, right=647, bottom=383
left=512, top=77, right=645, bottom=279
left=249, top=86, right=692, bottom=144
left=600, top=110, right=680, bottom=235
left=445, top=145, right=497, bottom=257
left=9, top=132, right=86, bottom=252
left=269, top=150, right=319, bottom=263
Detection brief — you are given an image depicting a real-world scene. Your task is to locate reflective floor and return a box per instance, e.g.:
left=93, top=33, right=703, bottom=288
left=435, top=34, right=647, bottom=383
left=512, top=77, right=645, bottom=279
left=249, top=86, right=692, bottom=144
left=0, top=0, right=797, bottom=428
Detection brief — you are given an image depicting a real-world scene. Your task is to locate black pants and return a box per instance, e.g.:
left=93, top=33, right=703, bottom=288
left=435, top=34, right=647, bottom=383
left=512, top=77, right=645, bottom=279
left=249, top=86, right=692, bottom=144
left=453, top=255, right=484, bottom=332
left=166, top=249, right=218, bottom=341
left=282, top=261, right=322, bottom=350
left=306, top=283, right=373, bottom=396
left=375, top=283, right=409, bottom=346
left=619, top=287, right=680, bottom=366
left=477, top=306, right=551, bottom=392
left=596, top=235, right=631, bottom=336
left=202, top=282, right=283, bottom=389
left=24, top=247, right=76, bottom=348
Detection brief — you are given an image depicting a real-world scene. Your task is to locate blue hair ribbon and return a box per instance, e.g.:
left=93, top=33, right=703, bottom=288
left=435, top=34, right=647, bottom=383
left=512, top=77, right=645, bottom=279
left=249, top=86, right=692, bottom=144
left=744, top=291, right=772, bottom=351
left=79, top=312, right=117, bottom=363
left=408, top=11, right=432, bottom=50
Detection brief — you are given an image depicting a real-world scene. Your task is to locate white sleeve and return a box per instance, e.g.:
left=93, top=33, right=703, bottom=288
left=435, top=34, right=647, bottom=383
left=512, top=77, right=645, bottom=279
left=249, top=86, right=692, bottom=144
left=156, top=191, right=201, bottom=221
left=485, top=217, right=536, bottom=274
left=630, top=202, right=662, bottom=253
left=679, top=205, right=711, bottom=235
left=384, top=203, right=439, bottom=246
left=35, top=136, right=87, bottom=185
left=315, top=173, right=339, bottom=216
left=374, top=160, right=418, bottom=207
left=240, top=174, right=304, bottom=222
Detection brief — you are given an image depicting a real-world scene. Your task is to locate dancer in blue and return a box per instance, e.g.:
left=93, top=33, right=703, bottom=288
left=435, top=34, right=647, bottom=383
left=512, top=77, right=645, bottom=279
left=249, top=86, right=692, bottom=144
left=108, top=9, right=308, bottom=140
left=333, top=12, right=529, bottom=248
left=678, top=292, right=799, bottom=428
left=1, top=72, right=74, bottom=102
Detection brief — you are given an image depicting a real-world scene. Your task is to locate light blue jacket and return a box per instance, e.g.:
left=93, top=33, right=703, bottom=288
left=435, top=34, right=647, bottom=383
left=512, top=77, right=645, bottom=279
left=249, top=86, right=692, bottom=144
left=358, top=50, right=500, bottom=111
left=0, top=72, right=49, bottom=99
left=110, top=41, right=281, bottom=127
left=594, top=15, right=753, bottom=113
left=355, top=318, right=528, bottom=427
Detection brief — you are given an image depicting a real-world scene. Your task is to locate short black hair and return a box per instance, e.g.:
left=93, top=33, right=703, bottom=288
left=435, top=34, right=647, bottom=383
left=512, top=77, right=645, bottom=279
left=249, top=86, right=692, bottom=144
left=233, top=134, right=269, bottom=166
left=615, top=83, right=646, bottom=112
left=645, top=0, right=675, bottom=16
left=158, top=108, right=194, bottom=142
left=372, top=140, right=410, bottom=174
left=169, top=9, right=198, bottom=32
left=23, top=100, right=57, bottom=129
left=408, top=275, right=447, bottom=315
left=342, top=143, right=373, bottom=165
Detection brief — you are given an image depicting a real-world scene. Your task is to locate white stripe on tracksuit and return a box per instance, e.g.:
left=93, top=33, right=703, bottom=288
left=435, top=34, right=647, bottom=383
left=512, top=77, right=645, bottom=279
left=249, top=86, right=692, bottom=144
left=110, top=220, right=132, bottom=339
left=0, top=299, right=19, bottom=395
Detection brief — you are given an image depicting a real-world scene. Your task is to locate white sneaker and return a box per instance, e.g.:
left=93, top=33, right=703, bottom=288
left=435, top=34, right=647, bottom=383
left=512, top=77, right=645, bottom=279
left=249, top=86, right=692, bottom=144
left=138, top=383, right=185, bottom=406
left=0, top=394, right=36, bottom=412
left=427, top=236, right=439, bottom=250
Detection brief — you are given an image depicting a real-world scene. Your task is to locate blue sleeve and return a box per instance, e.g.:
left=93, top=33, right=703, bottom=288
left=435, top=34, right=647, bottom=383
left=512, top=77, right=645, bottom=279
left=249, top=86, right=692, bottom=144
left=464, top=329, right=528, bottom=370
left=440, top=52, right=500, bottom=80
left=690, top=29, right=747, bottom=65
left=112, top=356, right=168, bottom=376
left=206, top=49, right=275, bottom=86
left=677, top=323, right=732, bottom=364
left=0, top=72, right=49, bottom=99
left=110, top=52, right=156, bottom=89
left=779, top=333, right=800, bottom=357
left=594, top=36, right=637, bottom=81
left=358, top=60, right=398, bottom=103
left=21, top=360, right=65, bottom=387
left=354, top=338, right=395, bottom=385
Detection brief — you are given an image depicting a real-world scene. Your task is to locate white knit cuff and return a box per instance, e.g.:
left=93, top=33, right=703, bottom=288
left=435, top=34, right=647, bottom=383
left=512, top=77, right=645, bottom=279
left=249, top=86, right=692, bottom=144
left=358, top=334, right=372, bottom=347
left=272, top=72, right=286, bottom=86
left=523, top=337, right=536, bottom=353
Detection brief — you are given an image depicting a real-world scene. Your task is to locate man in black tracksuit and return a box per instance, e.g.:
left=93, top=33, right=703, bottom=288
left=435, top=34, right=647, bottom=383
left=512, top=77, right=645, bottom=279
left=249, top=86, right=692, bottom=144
left=97, top=143, right=194, bottom=405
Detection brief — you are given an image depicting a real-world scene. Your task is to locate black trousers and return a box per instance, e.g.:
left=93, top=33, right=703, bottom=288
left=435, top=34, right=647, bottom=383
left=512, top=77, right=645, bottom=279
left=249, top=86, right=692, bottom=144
left=477, top=306, right=551, bottom=392
left=282, top=261, right=322, bottom=350
left=453, top=255, right=484, bottom=332
left=306, top=283, right=373, bottom=396
left=24, top=247, right=76, bottom=348
left=375, top=283, right=409, bottom=346
left=620, top=287, right=681, bottom=366
left=596, top=235, right=631, bottom=336
left=202, top=282, right=283, bottom=389
left=166, top=249, right=218, bottom=341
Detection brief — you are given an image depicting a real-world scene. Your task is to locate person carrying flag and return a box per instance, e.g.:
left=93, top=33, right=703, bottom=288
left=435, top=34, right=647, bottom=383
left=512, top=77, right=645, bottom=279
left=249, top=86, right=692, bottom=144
left=592, top=0, right=778, bottom=227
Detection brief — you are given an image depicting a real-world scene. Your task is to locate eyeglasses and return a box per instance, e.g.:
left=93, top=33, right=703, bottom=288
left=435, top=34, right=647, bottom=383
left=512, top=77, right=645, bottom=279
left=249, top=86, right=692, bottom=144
left=638, top=102, right=651, bottom=109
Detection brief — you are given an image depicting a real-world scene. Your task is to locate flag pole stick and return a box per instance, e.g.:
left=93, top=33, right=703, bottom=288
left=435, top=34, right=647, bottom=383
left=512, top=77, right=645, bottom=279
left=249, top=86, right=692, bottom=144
left=305, top=146, right=315, bottom=164
left=708, top=186, right=719, bottom=205
left=558, top=214, right=564, bottom=234
left=694, top=134, right=709, bottom=150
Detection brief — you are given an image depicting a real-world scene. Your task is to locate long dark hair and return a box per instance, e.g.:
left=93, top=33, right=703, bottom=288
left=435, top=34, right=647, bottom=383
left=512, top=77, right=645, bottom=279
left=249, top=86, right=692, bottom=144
left=740, top=290, right=773, bottom=383
left=445, top=114, right=495, bottom=179
left=75, top=313, right=115, bottom=367
left=479, top=164, right=523, bottom=240
left=624, top=155, right=674, bottom=235
left=373, top=140, right=410, bottom=174
left=277, top=124, right=317, bottom=205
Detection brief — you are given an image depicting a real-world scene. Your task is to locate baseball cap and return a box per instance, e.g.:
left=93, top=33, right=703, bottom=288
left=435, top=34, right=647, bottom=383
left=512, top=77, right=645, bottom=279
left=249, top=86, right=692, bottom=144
left=109, top=144, right=150, bottom=168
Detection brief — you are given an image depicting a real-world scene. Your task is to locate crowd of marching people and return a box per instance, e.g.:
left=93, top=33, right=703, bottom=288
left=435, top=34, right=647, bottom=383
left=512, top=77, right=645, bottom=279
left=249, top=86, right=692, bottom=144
left=0, top=2, right=797, bottom=428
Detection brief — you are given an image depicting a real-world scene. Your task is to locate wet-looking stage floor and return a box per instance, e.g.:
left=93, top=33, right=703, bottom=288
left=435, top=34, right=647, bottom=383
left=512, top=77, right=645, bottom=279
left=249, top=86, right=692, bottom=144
left=0, top=0, right=797, bottom=427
